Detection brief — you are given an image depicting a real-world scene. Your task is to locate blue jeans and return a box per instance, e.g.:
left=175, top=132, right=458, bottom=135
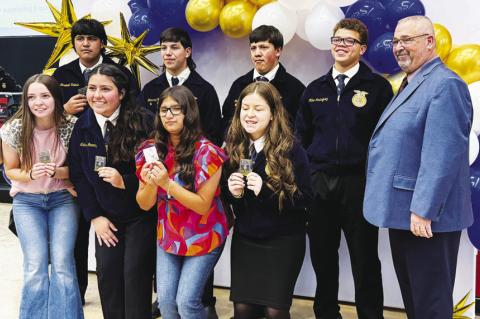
left=13, top=190, right=84, bottom=319
left=156, top=246, right=222, bottom=319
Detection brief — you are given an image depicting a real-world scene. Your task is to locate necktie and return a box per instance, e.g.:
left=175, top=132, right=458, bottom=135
left=83, top=68, right=91, bottom=83
left=336, top=74, right=348, bottom=97
left=255, top=76, right=269, bottom=82
left=397, top=76, right=408, bottom=95
left=104, top=120, right=113, bottom=144
left=250, top=144, right=258, bottom=163
left=171, top=77, right=179, bottom=86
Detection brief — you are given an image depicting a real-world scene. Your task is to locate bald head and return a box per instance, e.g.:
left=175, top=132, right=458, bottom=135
left=393, top=15, right=437, bottom=74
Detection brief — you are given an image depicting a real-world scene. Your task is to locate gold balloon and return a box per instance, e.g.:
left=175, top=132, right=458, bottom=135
left=387, top=72, right=406, bottom=94
left=249, top=0, right=275, bottom=6
left=219, top=1, right=257, bottom=38
left=433, top=23, right=452, bottom=61
left=186, top=0, right=224, bottom=32
left=445, top=44, right=480, bottom=84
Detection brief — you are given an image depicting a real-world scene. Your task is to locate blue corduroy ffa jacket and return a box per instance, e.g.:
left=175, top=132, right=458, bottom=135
left=68, top=108, right=149, bottom=222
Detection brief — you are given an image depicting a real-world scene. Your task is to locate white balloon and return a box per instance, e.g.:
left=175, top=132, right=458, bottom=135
left=90, top=0, right=132, bottom=38
left=279, top=0, right=320, bottom=11
left=470, top=129, right=479, bottom=165
left=252, top=2, right=298, bottom=45
left=59, top=49, right=79, bottom=66
left=295, top=0, right=322, bottom=41
left=469, top=81, right=480, bottom=136
left=325, top=0, right=358, bottom=7
left=305, top=2, right=345, bottom=50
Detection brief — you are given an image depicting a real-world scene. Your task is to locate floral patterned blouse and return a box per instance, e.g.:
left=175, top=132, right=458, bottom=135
left=136, top=137, right=229, bottom=256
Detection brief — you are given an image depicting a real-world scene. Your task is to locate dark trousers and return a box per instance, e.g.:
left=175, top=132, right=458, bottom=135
left=389, top=229, right=461, bottom=319
left=308, top=172, right=383, bottom=319
left=74, top=208, right=90, bottom=301
left=96, top=214, right=156, bottom=319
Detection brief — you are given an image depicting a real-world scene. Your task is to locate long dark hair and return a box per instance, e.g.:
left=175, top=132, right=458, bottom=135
left=19, top=74, right=66, bottom=171
left=88, top=63, right=153, bottom=164
left=154, top=86, right=202, bottom=190
left=225, top=82, right=298, bottom=210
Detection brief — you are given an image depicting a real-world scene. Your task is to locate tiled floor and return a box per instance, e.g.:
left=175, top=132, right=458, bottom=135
left=0, top=203, right=409, bottom=318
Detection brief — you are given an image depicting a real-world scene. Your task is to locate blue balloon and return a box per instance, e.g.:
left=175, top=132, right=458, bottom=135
left=386, top=0, right=426, bottom=29
left=345, top=0, right=389, bottom=44
left=147, top=0, right=189, bottom=31
left=128, top=8, right=162, bottom=45
left=128, top=0, right=148, bottom=14
left=377, top=0, right=395, bottom=6
left=365, top=32, right=400, bottom=74
left=468, top=152, right=480, bottom=249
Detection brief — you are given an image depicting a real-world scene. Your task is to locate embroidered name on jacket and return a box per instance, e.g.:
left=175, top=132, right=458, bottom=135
left=308, top=97, right=329, bottom=103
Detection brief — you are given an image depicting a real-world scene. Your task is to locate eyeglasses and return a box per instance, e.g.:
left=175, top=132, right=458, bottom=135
left=392, top=34, right=431, bottom=47
left=159, top=105, right=183, bottom=117
left=330, top=37, right=362, bottom=47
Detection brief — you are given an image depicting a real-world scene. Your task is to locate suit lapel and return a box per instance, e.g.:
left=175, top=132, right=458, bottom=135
left=372, top=58, right=442, bottom=136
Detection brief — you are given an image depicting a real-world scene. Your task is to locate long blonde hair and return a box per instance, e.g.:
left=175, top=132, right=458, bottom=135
left=225, top=82, right=298, bottom=211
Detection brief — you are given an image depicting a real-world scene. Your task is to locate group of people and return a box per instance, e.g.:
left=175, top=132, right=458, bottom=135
left=2, top=12, right=473, bottom=319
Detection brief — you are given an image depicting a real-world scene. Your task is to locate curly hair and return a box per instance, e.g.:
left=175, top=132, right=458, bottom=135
left=225, top=82, right=298, bottom=211
left=153, top=86, right=202, bottom=191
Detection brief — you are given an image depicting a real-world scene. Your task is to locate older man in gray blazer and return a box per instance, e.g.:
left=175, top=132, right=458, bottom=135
left=363, top=16, right=473, bottom=319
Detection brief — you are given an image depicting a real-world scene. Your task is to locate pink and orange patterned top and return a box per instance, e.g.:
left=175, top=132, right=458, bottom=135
left=136, top=137, right=229, bottom=256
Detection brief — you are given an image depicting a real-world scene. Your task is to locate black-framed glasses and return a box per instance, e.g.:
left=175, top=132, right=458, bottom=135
left=392, top=34, right=431, bottom=47
left=330, top=37, right=362, bottom=47
left=159, top=105, right=183, bottom=117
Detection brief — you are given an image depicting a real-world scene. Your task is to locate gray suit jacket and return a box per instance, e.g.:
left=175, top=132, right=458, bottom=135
left=363, top=58, right=473, bottom=232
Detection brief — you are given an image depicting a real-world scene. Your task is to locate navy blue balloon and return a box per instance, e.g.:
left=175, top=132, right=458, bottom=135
left=128, top=0, right=148, bottom=14
left=365, top=32, right=400, bottom=74
left=345, top=0, right=389, bottom=43
left=468, top=151, right=480, bottom=249
left=377, top=0, right=395, bottom=6
left=386, top=0, right=426, bottom=29
left=147, top=0, right=189, bottom=31
left=128, top=8, right=161, bottom=45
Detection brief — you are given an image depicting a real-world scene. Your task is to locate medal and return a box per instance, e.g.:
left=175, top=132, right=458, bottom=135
left=265, top=163, right=270, bottom=176
left=352, top=90, right=368, bottom=108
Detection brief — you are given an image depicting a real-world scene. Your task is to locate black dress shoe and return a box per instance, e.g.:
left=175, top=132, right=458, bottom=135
left=205, top=305, right=219, bottom=319
left=152, top=300, right=161, bottom=319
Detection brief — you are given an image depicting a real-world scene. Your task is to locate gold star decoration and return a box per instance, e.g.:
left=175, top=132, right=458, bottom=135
left=453, top=291, right=475, bottom=319
left=106, top=13, right=161, bottom=87
left=14, top=0, right=110, bottom=70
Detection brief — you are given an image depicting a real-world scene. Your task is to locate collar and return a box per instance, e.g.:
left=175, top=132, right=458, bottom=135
left=253, top=63, right=280, bottom=82
left=166, top=67, right=191, bottom=86
left=249, top=135, right=265, bottom=153
left=332, top=63, right=360, bottom=84
left=93, top=105, right=120, bottom=136
left=406, top=56, right=438, bottom=83
left=79, top=55, right=103, bottom=74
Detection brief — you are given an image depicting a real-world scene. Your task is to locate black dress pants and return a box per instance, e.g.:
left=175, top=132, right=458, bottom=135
left=308, top=172, right=383, bottom=319
left=389, top=229, right=461, bottom=319
left=74, top=208, right=90, bottom=301
left=96, top=213, right=156, bottom=319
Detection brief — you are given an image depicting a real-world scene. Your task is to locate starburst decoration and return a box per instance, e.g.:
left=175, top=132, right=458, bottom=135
left=106, top=13, right=161, bottom=87
left=14, top=0, right=110, bottom=70
left=453, top=291, right=475, bottom=319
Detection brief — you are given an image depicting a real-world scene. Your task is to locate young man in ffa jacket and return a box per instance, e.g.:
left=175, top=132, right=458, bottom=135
left=51, top=18, right=139, bottom=305
left=139, top=27, right=222, bottom=319
left=139, top=27, right=222, bottom=146
left=295, top=18, right=393, bottom=319
left=52, top=18, right=138, bottom=117
left=221, top=25, right=305, bottom=134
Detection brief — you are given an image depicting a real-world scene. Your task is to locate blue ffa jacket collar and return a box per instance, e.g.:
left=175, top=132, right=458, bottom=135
left=239, top=63, right=289, bottom=85
left=78, top=107, right=102, bottom=131
left=317, top=61, right=377, bottom=84
left=150, top=69, right=205, bottom=88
